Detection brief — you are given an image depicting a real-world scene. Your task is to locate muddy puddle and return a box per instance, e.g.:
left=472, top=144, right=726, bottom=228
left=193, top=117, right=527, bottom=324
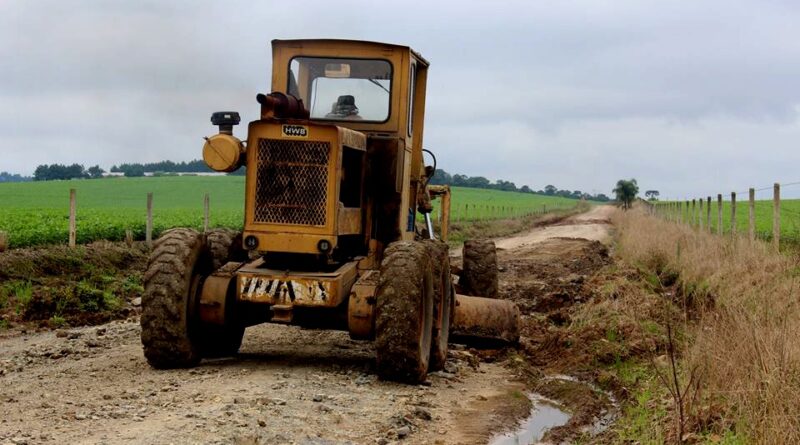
left=489, top=394, right=570, bottom=445
left=489, top=375, right=619, bottom=445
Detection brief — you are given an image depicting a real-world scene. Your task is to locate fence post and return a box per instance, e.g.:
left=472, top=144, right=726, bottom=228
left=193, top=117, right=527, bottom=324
left=69, top=189, right=76, bottom=248
left=691, top=199, right=696, bottom=227
left=698, top=198, right=704, bottom=230
left=686, top=199, right=692, bottom=226
left=730, top=192, right=737, bottom=236
left=146, top=192, right=153, bottom=247
left=706, top=197, right=711, bottom=232
left=717, top=194, right=722, bottom=235
left=749, top=188, right=755, bottom=241
left=677, top=201, right=682, bottom=224
left=204, top=193, right=210, bottom=233
left=773, top=183, right=780, bottom=250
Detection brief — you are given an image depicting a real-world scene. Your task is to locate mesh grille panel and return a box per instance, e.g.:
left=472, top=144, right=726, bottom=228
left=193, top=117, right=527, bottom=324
left=254, top=138, right=330, bottom=226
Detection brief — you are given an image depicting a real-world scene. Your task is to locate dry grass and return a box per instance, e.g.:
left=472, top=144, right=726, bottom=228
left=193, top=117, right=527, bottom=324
left=614, top=207, right=800, bottom=444
left=0, top=231, right=6, bottom=252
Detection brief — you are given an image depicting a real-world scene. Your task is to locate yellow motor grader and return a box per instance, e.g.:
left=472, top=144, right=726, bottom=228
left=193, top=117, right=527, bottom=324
left=140, top=39, right=519, bottom=383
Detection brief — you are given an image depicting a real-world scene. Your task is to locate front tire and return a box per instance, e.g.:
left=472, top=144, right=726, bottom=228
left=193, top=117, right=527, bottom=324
left=375, top=241, right=434, bottom=383
left=141, top=228, right=207, bottom=368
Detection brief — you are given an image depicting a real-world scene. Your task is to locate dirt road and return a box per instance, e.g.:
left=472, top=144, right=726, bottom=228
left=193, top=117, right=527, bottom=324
left=0, top=206, right=614, bottom=445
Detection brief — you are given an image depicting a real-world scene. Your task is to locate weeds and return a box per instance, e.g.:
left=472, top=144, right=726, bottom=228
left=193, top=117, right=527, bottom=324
left=11, top=281, right=32, bottom=314
left=651, top=323, right=703, bottom=443
left=614, top=207, right=800, bottom=443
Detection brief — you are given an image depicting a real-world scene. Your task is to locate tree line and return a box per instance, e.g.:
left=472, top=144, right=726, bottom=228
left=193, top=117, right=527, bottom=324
left=430, top=169, right=610, bottom=201
left=28, top=162, right=608, bottom=203
left=31, top=160, right=245, bottom=180
left=33, top=164, right=105, bottom=181
left=0, top=171, right=32, bottom=183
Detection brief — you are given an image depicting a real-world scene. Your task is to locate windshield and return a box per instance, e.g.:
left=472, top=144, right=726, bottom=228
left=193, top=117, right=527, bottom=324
left=288, top=57, right=392, bottom=122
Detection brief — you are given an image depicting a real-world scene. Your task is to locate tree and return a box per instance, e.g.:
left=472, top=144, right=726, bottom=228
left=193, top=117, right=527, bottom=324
left=494, top=180, right=517, bottom=192
left=544, top=185, right=557, bottom=196
left=429, top=169, right=452, bottom=185
left=0, top=171, right=31, bottom=182
left=613, top=179, right=639, bottom=209
left=451, top=174, right=468, bottom=186
left=87, top=165, right=105, bottom=179
left=594, top=193, right=610, bottom=202
left=645, top=190, right=660, bottom=201
left=465, top=176, right=490, bottom=188
left=520, top=185, right=532, bottom=193
left=123, top=165, right=145, bottom=177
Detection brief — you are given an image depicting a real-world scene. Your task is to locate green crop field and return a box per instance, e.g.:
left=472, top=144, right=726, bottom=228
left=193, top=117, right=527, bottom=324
left=0, top=176, right=583, bottom=248
left=661, top=199, right=800, bottom=242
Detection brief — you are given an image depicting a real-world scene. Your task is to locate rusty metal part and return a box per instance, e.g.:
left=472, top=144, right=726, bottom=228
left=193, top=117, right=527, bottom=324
left=347, top=270, right=379, bottom=339
left=199, top=262, right=244, bottom=325
left=428, top=185, right=450, bottom=242
left=257, top=92, right=310, bottom=120
left=450, top=294, right=520, bottom=345
left=270, top=304, right=294, bottom=323
left=237, top=259, right=358, bottom=308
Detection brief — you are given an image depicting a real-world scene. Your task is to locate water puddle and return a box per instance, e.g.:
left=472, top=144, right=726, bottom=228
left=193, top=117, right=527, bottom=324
left=489, top=375, right=619, bottom=445
left=489, top=394, right=570, bottom=445
left=542, top=374, right=620, bottom=435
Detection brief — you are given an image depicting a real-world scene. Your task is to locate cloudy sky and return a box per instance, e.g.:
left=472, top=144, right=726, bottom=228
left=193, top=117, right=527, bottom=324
left=3, top=0, right=800, bottom=199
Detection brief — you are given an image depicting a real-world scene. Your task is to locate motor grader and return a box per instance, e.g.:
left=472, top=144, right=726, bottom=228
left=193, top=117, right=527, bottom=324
left=140, top=39, right=519, bottom=383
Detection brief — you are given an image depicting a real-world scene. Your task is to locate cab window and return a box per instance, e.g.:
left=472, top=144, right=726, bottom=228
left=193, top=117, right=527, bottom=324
left=289, top=57, right=392, bottom=123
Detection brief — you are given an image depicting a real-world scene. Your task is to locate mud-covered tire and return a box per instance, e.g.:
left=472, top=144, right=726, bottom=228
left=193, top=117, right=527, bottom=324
left=375, top=241, right=434, bottom=383
left=422, top=239, right=453, bottom=371
left=206, top=229, right=248, bottom=270
left=459, top=239, right=498, bottom=298
left=141, top=228, right=208, bottom=368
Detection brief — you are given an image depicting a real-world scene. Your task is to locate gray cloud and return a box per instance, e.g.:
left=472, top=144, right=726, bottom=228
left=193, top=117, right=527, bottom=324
left=2, top=0, right=800, bottom=198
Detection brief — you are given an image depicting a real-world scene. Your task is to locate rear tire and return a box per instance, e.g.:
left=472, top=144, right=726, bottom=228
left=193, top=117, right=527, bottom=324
left=141, top=228, right=207, bottom=368
left=375, top=241, right=434, bottom=383
left=206, top=229, right=248, bottom=270
left=422, top=239, right=453, bottom=371
left=201, top=229, right=246, bottom=358
left=459, top=239, right=498, bottom=298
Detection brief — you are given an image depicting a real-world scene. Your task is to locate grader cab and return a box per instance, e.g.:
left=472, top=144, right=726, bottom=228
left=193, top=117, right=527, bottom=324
left=140, top=39, right=519, bottom=383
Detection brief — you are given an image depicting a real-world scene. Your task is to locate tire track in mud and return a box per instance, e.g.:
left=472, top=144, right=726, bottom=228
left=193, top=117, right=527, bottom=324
left=0, top=206, right=615, bottom=445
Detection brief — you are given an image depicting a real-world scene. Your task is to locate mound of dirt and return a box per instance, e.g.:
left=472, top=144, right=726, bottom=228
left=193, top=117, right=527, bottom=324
left=492, top=232, right=677, bottom=444
left=499, top=238, right=610, bottom=315
left=0, top=241, right=149, bottom=332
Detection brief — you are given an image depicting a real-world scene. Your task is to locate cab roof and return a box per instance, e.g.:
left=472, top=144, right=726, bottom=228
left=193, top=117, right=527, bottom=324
left=271, top=39, right=429, bottom=67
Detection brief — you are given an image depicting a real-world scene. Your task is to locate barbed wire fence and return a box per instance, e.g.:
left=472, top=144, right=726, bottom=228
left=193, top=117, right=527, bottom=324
left=647, top=181, right=800, bottom=250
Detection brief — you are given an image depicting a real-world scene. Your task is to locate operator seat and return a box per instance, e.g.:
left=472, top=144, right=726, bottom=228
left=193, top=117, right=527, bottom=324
left=326, top=95, right=362, bottom=120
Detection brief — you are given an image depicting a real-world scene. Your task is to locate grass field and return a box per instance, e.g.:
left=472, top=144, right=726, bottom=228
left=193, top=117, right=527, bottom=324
left=0, top=176, right=582, bottom=248
left=663, top=198, right=800, bottom=243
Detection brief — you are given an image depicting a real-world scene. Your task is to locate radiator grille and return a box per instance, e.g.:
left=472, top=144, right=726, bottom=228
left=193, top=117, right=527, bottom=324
left=254, top=138, right=330, bottom=226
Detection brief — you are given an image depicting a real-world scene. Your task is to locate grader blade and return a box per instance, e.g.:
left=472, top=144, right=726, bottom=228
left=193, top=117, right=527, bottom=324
left=450, top=294, right=520, bottom=346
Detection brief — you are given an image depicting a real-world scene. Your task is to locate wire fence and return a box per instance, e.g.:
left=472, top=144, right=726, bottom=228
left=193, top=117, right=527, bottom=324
left=648, top=182, right=800, bottom=250
left=0, top=188, right=583, bottom=251
left=444, top=201, right=575, bottom=222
